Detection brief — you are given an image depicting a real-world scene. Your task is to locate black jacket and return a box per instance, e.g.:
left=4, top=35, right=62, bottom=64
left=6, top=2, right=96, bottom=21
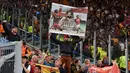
left=51, top=34, right=82, bottom=56
left=2, top=22, right=20, bottom=41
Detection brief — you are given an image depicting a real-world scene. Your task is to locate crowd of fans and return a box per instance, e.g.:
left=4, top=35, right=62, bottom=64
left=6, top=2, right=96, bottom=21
left=21, top=41, right=117, bottom=73
left=0, top=0, right=130, bottom=73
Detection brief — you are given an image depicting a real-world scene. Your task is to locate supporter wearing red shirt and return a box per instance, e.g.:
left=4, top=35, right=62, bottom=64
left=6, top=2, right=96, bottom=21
left=29, top=55, right=38, bottom=73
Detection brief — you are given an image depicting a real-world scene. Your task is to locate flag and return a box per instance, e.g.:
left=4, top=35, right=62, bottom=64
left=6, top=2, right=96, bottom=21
left=89, top=64, right=120, bottom=73
left=36, top=64, right=60, bottom=73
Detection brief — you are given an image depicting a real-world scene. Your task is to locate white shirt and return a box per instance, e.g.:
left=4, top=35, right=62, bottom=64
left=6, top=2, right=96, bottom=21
left=22, top=65, right=31, bottom=72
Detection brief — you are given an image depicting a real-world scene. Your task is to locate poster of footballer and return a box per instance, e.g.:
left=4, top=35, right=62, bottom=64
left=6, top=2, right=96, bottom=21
left=49, top=3, right=88, bottom=37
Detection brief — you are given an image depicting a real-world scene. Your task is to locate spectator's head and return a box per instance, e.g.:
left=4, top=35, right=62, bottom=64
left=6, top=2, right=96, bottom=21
left=22, top=56, right=28, bottom=64
left=71, top=58, right=76, bottom=64
left=38, top=49, right=44, bottom=59
left=38, top=49, right=43, bottom=54
left=32, top=49, right=36, bottom=55
left=84, top=59, right=90, bottom=65
left=102, top=57, right=109, bottom=66
left=22, top=40, right=26, bottom=46
left=11, top=26, right=18, bottom=35
left=45, top=55, right=52, bottom=63
left=34, top=65, right=41, bottom=73
left=63, top=35, right=69, bottom=41
left=55, top=59, right=61, bottom=67
left=97, top=60, right=103, bottom=66
left=31, top=55, right=38, bottom=63
left=75, top=60, right=80, bottom=66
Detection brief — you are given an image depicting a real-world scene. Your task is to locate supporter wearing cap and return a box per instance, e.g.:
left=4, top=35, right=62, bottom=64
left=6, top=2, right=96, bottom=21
left=63, top=34, right=69, bottom=40
left=51, top=34, right=82, bottom=73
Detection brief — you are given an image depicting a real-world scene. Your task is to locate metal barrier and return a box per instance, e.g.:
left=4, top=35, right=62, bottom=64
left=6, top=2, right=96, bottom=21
left=0, top=3, right=49, bottom=49
left=0, top=42, right=22, bottom=73
left=17, top=9, right=48, bottom=49
left=26, top=40, right=60, bottom=59
left=50, top=42, right=59, bottom=58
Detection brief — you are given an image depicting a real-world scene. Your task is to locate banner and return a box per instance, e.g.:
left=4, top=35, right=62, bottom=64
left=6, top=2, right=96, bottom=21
left=36, top=64, right=60, bottom=73
left=49, top=3, right=88, bottom=37
left=89, top=64, right=120, bottom=73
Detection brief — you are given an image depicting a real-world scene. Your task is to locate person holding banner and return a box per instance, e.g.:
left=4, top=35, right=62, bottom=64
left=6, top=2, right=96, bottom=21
left=88, top=60, right=120, bottom=73
left=51, top=34, right=82, bottom=73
